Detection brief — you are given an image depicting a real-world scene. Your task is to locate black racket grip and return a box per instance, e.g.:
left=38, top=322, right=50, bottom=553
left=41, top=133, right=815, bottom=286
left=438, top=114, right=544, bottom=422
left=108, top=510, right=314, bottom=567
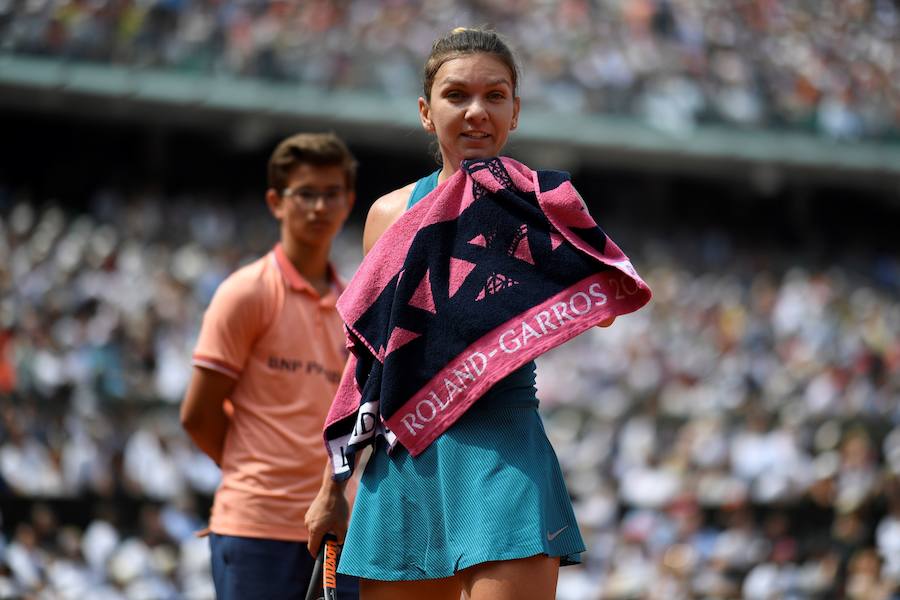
left=304, top=534, right=338, bottom=600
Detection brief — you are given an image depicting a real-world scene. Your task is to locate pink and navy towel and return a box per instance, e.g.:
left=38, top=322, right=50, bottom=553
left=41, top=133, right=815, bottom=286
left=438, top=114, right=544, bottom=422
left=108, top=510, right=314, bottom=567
left=325, top=157, right=651, bottom=480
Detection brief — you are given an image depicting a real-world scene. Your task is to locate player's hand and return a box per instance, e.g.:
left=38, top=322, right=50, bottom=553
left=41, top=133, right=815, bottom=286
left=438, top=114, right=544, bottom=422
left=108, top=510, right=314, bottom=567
left=305, top=483, right=350, bottom=557
left=598, top=316, right=616, bottom=327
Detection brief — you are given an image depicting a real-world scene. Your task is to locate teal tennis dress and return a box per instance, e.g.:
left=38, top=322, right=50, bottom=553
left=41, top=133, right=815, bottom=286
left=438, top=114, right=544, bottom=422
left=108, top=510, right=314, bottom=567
left=337, top=171, right=585, bottom=581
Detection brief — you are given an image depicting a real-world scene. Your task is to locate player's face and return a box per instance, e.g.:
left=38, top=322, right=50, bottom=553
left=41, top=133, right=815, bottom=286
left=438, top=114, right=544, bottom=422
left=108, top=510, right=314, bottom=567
left=271, top=163, right=354, bottom=248
left=419, top=53, right=520, bottom=173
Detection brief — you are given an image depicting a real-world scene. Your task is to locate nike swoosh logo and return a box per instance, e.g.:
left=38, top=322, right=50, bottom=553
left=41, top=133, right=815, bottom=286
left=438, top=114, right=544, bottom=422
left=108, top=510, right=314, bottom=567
left=547, top=526, right=568, bottom=541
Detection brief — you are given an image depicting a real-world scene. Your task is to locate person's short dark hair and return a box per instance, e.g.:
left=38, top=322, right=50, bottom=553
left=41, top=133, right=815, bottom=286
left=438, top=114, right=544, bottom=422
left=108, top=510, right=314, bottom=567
left=423, top=27, right=520, bottom=102
left=267, top=132, right=358, bottom=192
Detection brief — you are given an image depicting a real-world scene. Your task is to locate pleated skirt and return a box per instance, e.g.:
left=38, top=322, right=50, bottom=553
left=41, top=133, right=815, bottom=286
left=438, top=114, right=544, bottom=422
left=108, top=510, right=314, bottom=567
left=338, top=391, right=584, bottom=581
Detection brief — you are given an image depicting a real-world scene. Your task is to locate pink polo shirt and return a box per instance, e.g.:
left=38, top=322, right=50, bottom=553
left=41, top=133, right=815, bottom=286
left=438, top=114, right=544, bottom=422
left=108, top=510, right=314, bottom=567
left=193, top=244, right=349, bottom=541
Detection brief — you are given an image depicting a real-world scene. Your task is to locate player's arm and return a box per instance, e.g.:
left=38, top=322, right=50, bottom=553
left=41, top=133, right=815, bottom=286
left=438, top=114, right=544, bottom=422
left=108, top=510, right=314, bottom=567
left=306, top=353, right=363, bottom=555
left=305, top=183, right=423, bottom=554
left=362, top=184, right=415, bottom=255
left=180, top=367, right=236, bottom=466
left=305, top=460, right=353, bottom=556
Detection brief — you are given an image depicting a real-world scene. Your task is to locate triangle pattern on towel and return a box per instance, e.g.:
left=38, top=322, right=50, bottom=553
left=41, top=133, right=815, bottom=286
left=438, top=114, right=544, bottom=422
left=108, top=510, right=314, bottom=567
left=409, top=269, right=436, bottom=314
left=550, top=232, right=564, bottom=251
left=386, top=327, right=421, bottom=353
left=513, top=235, right=534, bottom=265
left=476, top=272, right=519, bottom=301
left=448, top=257, right=477, bottom=298
left=468, top=234, right=487, bottom=247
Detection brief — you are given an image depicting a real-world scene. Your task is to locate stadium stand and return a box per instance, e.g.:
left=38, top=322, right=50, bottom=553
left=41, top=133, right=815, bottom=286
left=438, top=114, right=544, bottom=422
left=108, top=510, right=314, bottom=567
left=1, top=165, right=899, bottom=597
left=1, top=0, right=898, bottom=140
left=1, top=1, right=899, bottom=598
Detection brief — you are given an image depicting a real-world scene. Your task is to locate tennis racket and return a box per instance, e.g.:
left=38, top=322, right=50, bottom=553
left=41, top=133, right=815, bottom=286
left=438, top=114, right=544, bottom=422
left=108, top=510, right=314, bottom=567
left=304, top=534, right=341, bottom=600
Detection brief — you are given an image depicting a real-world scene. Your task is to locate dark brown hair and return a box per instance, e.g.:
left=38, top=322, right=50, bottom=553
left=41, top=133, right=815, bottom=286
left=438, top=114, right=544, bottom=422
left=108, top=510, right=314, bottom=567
left=267, top=132, right=358, bottom=191
left=422, top=27, right=520, bottom=102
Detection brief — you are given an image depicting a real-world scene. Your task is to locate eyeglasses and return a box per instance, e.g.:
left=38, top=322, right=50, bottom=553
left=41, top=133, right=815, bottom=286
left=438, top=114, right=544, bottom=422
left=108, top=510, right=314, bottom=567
left=282, top=187, right=347, bottom=208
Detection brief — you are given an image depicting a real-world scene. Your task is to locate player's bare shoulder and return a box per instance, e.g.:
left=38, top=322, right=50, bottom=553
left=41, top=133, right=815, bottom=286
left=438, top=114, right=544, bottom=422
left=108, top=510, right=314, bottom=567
left=363, top=182, right=416, bottom=255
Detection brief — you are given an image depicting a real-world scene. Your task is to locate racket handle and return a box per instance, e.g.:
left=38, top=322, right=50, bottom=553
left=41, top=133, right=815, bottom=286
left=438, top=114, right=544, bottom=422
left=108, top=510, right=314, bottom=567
left=322, top=535, right=341, bottom=600
left=304, top=534, right=335, bottom=600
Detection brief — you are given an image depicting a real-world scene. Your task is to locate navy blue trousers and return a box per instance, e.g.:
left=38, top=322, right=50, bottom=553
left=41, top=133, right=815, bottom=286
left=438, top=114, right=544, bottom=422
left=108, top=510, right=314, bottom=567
left=210, top=533, right=358, bottom=600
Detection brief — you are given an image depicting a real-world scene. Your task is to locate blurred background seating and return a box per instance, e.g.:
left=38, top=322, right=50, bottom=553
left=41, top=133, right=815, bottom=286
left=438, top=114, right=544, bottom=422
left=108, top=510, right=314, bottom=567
left=1, top=0, right=898, bottom=140
left=1, top=1, right=899, bottom=598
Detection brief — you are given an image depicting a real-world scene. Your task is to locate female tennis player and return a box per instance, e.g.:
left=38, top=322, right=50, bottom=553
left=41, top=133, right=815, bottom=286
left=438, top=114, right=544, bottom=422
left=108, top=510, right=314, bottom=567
left=328, top=28, right=600, bottom=600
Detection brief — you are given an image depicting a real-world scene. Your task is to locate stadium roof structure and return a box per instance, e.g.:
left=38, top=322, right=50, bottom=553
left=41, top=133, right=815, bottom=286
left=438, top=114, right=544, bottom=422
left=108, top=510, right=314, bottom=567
left=2, top=54, right=899, bottom=189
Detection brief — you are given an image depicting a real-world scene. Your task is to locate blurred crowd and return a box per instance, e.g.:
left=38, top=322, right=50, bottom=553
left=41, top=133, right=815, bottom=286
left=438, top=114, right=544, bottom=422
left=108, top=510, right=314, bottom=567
left=541, top=231, right=900, bottom=599
left=0, top=498, right=215, bottom=599
left=0, top=188, right=363, bottom=598
left=1, top=190, right=900, bottom=599
left=2, top=0, right=899, bottom=140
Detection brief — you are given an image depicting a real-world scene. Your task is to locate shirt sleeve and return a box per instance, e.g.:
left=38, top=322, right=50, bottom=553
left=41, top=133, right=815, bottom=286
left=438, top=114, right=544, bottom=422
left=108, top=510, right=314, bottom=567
left=192, top=269, right=271, bottom=379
